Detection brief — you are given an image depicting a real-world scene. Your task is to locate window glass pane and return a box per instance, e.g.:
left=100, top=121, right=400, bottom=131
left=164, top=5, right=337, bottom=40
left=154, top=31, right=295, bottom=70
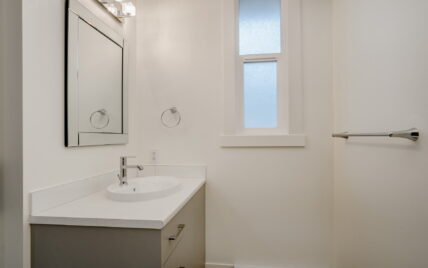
left=244, top=61, right=278, bottom=128
left=239, top=0, right=281, bottom=55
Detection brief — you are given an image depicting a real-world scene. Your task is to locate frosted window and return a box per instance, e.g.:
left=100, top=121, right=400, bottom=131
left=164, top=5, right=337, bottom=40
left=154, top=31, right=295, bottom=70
left=239, top=0, right=281, bottom=55
left=244, top=61, right=278, bottom=128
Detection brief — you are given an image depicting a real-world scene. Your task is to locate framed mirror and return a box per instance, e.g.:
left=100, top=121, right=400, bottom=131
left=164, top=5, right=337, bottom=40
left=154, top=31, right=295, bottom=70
left=65, top=0, right=128, bottom=147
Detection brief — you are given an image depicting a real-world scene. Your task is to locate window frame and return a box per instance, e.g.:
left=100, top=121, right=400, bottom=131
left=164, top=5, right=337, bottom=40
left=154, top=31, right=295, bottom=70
left=236, top=0, right=288, bottom=134
left=222, top=0, right=305, bottom=147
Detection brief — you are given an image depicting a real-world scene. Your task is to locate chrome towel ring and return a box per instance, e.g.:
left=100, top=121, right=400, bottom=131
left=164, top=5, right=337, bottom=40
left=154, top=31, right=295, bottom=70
left=161, top=107, right=182, bottom=128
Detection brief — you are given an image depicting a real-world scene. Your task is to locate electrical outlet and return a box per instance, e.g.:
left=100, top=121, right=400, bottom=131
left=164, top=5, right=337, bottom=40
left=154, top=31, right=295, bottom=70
left=149, top=150, right=158, bottom=164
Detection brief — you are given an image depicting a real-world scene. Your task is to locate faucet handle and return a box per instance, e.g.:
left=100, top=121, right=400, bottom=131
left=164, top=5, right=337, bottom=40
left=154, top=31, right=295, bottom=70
left=120, top=156, right=136, bottom=164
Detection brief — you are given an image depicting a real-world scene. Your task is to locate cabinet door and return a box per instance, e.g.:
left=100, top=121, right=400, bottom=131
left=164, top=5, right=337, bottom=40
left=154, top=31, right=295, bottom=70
left=163, top=187, right=205, bottom=268
left=163, top=237, right=189, bottom=268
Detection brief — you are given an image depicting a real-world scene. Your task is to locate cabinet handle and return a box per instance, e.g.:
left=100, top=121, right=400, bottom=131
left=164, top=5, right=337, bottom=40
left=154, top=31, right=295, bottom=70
left=168, top=224, right=185, bottom=241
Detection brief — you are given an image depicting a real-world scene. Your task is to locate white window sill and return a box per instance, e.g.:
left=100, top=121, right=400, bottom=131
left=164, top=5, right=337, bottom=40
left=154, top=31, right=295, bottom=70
left=220, top=134, right=306, bottom=148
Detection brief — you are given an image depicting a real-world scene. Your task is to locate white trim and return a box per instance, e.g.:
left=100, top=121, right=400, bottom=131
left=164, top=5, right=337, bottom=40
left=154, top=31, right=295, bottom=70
left=222, top=0, right=304, bottom=144
left=285, top=0, right=304, bottom=134
left=221, top=134, right=306, bottom=148
left=206, top=263, right=235, bottom=268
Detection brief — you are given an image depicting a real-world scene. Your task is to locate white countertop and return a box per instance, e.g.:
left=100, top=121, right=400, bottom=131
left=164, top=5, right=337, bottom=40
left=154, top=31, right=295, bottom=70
left=30, top=177, right=205, bottom=229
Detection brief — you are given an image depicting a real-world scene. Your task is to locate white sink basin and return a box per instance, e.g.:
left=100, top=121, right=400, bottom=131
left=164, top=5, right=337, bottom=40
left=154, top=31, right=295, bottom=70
left=107, top=176, right=181, bottom=202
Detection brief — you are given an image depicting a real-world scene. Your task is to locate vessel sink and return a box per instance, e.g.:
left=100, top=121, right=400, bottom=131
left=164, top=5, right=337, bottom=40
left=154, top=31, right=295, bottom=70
left=107, top=176, right=181, bottom=202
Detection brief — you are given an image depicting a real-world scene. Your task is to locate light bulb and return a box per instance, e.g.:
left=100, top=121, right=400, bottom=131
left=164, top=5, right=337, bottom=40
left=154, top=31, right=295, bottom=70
left=121, top=2, right=136, bottom=17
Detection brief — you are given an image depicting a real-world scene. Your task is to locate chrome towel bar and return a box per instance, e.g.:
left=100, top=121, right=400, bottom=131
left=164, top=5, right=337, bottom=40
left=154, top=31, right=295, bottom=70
left=332, top=128, right=419, bottom=142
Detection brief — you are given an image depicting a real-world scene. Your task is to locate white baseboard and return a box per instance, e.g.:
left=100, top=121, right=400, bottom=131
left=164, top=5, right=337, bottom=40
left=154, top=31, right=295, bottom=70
left=206, top=263, right=234, bottom=268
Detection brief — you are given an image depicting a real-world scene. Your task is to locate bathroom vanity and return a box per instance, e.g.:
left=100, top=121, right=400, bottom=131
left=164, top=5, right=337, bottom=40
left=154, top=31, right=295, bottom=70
left=30, top=167, right=206, bottom=268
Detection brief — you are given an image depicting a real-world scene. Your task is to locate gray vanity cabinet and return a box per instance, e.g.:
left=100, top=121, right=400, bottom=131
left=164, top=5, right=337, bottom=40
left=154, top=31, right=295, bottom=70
left=31, top=187, right=205, bottom=268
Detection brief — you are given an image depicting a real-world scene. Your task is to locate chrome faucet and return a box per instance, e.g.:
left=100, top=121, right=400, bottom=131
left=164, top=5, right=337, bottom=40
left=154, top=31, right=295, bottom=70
left=118, top=156, right=144, bottom=185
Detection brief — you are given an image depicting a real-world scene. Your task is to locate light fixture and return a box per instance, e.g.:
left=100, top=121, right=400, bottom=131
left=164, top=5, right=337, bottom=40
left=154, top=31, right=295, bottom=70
left=98, top=0, right=136, bottom=20
left=120, top=2, right=136, bottom=17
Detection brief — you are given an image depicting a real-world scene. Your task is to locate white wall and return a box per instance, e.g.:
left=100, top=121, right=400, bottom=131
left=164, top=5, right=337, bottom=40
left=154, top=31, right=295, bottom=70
left=137, top=0, right=334, bottom=267
left=13, top=0, right=428, bottom=267
left=333, top=0, right=428, bottom=267
left=0, top=0, right=24, bottom=267
left=22, top=1, right=140, bottom=267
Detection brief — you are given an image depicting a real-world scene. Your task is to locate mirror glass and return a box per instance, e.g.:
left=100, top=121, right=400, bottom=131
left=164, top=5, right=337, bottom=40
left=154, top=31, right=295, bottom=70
left=66, top=0, right=128, bottom=147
